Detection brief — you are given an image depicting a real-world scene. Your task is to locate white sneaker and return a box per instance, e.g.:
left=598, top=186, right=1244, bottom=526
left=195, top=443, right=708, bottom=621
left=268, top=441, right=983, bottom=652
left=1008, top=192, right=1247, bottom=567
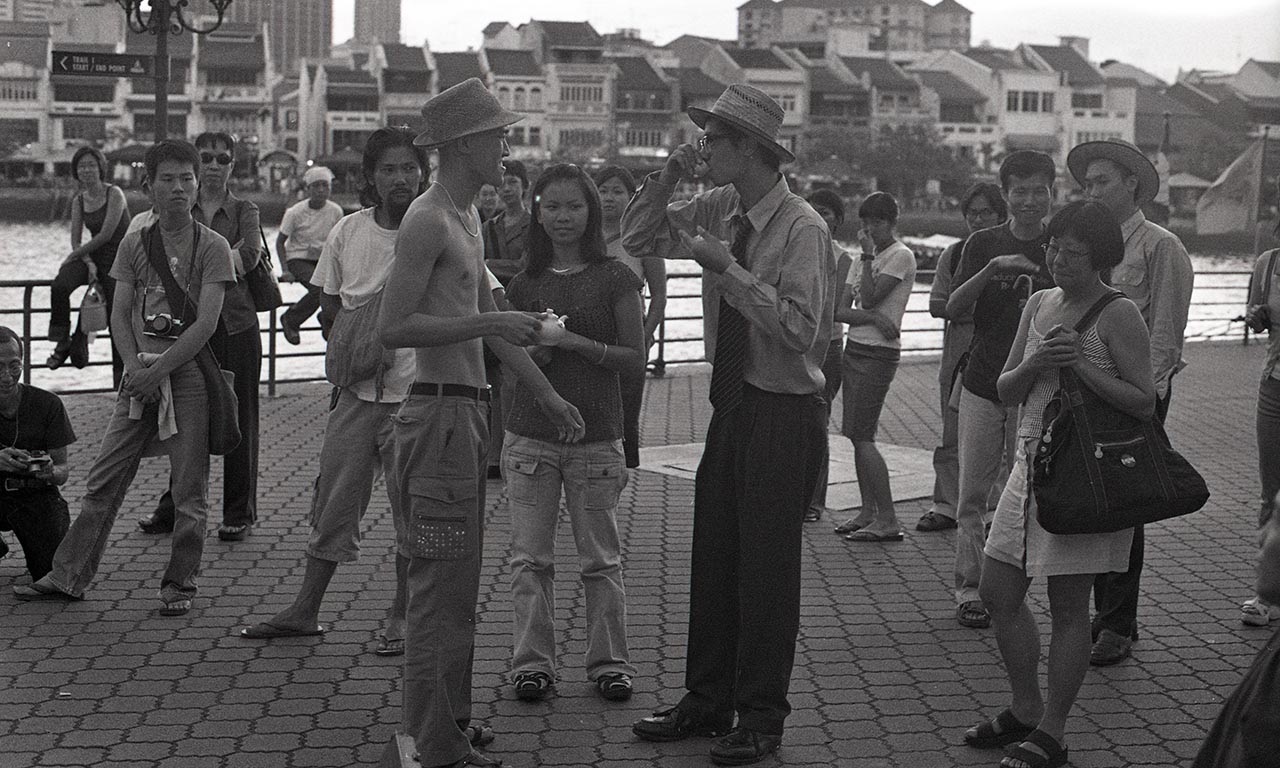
left=1241, top=596, right=1280, bottom=626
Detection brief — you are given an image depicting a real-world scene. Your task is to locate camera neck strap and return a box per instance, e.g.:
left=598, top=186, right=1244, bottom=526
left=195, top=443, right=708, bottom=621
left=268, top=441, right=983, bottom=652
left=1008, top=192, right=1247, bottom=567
left=143, top=222, right=201, bottom=328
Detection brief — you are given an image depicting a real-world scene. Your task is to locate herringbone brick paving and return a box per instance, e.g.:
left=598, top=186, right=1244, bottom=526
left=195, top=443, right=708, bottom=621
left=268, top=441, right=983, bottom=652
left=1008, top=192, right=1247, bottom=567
left=0, top=340, right=1271, bottom=767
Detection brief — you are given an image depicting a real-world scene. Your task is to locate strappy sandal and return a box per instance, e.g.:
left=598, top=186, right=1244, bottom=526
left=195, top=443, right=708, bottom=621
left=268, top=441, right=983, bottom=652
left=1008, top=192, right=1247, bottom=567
left=833, top=517, right=870, bottom=535
left=957, top=601, right=992, bottom=629
left=373, top=635, right=404, bottom=657
left=964, top=707, right=1036, bottom=749
left=158, top=598, right=192, bottom=616
left=595, top=672, right=633, bottom=701
left=1001, top=729, right=1068, bottom=768
left=513, top=670, right=552, bottom=701
left=462, top=723, right=496, bottom=747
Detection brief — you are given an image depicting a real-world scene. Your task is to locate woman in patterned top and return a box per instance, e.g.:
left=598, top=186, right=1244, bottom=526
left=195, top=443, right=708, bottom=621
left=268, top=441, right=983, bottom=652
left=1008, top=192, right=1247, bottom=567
left=501, top=164, right=645, bottom=704
left=967, top=201, right=1155, bottom=768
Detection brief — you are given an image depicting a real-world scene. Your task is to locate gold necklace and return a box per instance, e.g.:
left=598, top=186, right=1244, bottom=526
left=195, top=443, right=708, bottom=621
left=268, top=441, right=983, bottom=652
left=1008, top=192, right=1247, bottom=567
left=437, top=184, right=478, bottom=238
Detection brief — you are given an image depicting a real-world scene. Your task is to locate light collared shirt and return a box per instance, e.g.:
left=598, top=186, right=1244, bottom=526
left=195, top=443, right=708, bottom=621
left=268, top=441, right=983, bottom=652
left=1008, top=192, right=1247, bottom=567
left=622, top=173, right=834, bottom=395
left=1111, top=209, right=1194, bottom=398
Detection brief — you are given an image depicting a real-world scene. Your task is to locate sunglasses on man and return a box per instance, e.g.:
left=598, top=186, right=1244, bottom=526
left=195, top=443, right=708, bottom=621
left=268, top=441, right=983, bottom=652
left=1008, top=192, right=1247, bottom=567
left=200, top=152, right=233, bottom=166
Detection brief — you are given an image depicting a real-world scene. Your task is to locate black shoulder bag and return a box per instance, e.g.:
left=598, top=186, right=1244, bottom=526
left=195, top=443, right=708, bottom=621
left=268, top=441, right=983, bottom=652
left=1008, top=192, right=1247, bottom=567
left=245, top=226, right=284, bottom=311
left=1032, top=290, right=1209, bottom=534
left=142, top=224, right=242, bottom=456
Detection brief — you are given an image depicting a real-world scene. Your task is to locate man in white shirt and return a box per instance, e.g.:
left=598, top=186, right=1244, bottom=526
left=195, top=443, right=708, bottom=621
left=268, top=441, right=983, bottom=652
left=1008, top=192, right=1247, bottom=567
left=278, top=165, right=345, bottom=344
left=238, top=131, right=424, bottom=658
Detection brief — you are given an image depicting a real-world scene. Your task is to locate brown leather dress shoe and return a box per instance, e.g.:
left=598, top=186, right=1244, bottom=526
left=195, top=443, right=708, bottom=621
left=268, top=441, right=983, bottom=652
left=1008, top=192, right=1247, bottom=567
left=633, top=705, right=733, bottom=742
left=709, top=728, right=782, bottom=766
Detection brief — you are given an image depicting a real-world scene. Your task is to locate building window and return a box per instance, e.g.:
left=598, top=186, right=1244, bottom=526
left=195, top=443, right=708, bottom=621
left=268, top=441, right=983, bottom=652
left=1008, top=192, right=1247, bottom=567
left=624, top=129, right=664, bottom=147
left=53, top=82, right=114, bottom=102
left=513, top=87, right=526, bottom=110
left=559, top=128, right=603, bottom=147
left=1071, top=92, right=1103, bottom=109
left=509, top=126, right=525, bottom=145
left=133, top=114, right=187, bottom=141
left=1076, top=130, right=1121, bottom=144
left=1041, top=92, right=1055, bottom=112
left=1020, top=91, right=1040, bottom=112
left=285, top=137, right=298, bottom=151
left=205, top=68, right=257, bottom=86
left=331, top=129, right=371, bottom=151
left=62, top=116, right=106, bottom=142
left=560, top=84, right=603, bottom=103
left=529, top=87, right=542, bottom=110
left=1006, top=91, right=1019, bottom=112
left=767, top=93, right=796, bottom=112
left=0, top=79, right=38, bottom=101
left=498, top=86, right=511, bottom=107
left=285, top=110, right=299, bottom=130
left=0, top=118, right=38, bottom=146
left=528, top=126, right=541, bottom=146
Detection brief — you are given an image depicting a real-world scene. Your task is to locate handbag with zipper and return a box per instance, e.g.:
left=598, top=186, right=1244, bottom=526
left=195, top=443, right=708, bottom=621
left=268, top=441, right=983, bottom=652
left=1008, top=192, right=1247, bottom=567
left=1031, top=290, right=1209, bottom=534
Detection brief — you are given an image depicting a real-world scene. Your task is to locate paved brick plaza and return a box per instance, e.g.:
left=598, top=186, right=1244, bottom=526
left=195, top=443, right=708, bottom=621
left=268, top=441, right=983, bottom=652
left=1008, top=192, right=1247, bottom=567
left=0, top=340, right=1271, bottom=768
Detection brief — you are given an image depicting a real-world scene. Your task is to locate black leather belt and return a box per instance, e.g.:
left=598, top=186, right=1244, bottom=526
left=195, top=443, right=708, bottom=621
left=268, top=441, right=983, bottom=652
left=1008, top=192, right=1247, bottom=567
left=3, top=477, right=53, bottom=492
left=409, top=382, right=492, bottom=401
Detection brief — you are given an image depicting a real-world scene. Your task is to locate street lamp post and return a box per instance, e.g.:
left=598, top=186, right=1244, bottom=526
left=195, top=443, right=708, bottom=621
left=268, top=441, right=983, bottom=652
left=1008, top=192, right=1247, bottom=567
left=116, top=0, right=234, bottom=141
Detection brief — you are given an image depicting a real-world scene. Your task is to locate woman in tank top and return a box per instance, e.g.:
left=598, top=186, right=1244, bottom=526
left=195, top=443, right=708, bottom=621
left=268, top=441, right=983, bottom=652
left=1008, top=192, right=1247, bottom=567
left=48, top=146, right=129, bottom=372
left=965, top=201, right=1156, bottom=768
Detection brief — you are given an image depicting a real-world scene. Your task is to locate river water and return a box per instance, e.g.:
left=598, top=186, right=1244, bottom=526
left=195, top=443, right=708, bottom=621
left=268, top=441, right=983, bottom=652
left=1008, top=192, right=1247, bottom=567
left=0, top=221, right=1257, bottom=393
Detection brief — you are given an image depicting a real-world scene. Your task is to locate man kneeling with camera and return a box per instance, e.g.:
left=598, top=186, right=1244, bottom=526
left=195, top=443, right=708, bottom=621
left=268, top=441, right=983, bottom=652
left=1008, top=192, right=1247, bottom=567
left=14, top=139, right=235, bottom=617
left=0, top=325, right=76, bottom=585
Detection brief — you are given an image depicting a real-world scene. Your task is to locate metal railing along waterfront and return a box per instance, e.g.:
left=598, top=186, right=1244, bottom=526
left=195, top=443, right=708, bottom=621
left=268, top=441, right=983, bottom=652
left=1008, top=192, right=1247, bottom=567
left=0, top=269, right=1261, bottom=397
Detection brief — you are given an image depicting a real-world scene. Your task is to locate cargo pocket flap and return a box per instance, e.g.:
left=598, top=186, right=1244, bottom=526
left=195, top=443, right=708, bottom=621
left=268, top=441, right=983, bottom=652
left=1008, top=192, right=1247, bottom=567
left=408, top=474, right=477, bottom=504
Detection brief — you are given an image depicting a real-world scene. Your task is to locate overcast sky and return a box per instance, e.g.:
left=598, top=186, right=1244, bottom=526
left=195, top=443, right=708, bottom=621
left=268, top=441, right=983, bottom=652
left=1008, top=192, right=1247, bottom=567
left=332, top=0, right=1280, bottom=83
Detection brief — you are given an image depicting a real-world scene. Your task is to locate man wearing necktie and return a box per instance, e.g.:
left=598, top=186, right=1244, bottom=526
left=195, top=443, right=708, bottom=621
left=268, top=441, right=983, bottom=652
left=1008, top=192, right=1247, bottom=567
left=621, top=84, right=835, bottom=766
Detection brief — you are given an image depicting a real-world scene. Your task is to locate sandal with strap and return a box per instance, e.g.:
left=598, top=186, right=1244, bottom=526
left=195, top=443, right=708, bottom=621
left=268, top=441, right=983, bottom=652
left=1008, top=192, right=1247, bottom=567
left=595, top=672, right=633, bottom=701
left=957, top=601, right=992, bottom=629
left=513, top=670, right=552, bottom=701
left=964, top=707, right=1036, bottom=749
left=462, top=723, right=496, bottom=747
left=1001, top=729, right=1068, bottom=768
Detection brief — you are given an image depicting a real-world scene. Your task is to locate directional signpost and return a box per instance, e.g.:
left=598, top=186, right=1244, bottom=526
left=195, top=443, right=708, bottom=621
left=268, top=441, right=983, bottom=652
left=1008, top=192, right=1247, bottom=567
left=51, top=50, right=153, bottom=78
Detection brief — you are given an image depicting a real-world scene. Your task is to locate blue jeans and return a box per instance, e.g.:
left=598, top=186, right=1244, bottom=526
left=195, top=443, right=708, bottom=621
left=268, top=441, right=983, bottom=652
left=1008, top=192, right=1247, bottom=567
left=503, top=433, right=634, bottom=682
left=46, top=361, right=210, bottom=602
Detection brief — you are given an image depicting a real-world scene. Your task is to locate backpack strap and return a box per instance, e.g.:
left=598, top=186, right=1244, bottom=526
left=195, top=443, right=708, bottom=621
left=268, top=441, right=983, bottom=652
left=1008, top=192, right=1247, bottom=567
left=1072, top=290, right=1126, bottom=334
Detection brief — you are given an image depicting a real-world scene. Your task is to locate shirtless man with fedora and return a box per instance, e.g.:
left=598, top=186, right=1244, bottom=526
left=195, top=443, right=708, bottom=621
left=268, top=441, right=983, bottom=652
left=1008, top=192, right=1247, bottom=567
left=376, top=78, right=585, bottom=768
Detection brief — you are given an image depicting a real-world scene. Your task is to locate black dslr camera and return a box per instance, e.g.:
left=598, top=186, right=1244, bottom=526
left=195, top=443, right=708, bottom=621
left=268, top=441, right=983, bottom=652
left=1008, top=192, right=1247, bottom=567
left=143, top=312, right=185, bottom=339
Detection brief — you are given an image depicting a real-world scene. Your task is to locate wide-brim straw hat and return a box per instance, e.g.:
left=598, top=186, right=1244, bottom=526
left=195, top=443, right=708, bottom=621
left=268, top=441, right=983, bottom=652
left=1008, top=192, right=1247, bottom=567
left=1067, top=138, right=1160, bottom=206
left=687, top=84, right=795, bottom=164
left=414, top=77, right=524, bottom=148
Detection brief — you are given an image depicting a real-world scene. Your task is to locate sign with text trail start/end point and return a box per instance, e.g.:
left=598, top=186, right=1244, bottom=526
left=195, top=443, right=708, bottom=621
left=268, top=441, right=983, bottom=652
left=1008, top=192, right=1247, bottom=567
left=51, top=50, right=154, bottom=78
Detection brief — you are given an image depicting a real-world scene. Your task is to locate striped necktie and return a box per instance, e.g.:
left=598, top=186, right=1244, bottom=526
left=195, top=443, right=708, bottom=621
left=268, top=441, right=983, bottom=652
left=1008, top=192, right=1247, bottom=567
left=707, top=215, right=752, bottom=412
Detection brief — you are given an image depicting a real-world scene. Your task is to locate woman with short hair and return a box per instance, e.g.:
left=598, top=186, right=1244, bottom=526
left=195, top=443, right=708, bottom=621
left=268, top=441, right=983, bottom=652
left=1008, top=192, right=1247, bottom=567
left=967, top=201, right=1156, bottom=768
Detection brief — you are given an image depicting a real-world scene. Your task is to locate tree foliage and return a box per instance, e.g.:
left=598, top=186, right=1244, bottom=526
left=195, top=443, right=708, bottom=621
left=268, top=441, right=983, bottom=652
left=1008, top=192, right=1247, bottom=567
left=799, top=122, right=977, bottom=200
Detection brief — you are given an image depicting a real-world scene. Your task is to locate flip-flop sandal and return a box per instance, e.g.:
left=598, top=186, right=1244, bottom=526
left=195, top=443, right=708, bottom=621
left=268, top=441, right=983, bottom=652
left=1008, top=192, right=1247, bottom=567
left=240, top=622, right=327, bottom=639
left=1000, top=729, right=1068, bottom=768
left=833, top=517, right=871, bottom=534
left=158, top=599, right=192, bottom=616
left=13, top=582, right=79, bottom=601
left=965, top=707, right=1036, bottom=749
left=845, top=529, right=905, bottom=542
left=373, top=635, right=405, bottom=657
left=463, top=724, right=496, bottom=747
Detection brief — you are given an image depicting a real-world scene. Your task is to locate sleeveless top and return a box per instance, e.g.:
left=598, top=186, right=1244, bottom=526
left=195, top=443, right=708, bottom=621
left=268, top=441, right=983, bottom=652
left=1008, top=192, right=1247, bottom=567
left=1017, top=311, right=1120, bottom=440
left=79, top=186, right=129, bottom=260
left=1261, top=251, right=1280, bottom=381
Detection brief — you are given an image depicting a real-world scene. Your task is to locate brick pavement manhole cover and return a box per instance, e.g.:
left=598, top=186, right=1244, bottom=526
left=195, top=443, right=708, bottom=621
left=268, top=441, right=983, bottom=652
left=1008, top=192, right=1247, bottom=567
left=637, top=440, right=933, bottom=510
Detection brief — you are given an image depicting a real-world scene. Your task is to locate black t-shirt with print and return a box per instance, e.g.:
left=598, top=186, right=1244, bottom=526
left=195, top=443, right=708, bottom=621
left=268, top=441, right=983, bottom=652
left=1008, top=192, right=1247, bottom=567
left=953, top=222, right=1054, bottom=403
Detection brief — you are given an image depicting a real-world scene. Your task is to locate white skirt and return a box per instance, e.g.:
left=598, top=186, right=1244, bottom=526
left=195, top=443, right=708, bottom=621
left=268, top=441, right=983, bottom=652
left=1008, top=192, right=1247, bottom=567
left=984, top=440, right=1134, bottom=578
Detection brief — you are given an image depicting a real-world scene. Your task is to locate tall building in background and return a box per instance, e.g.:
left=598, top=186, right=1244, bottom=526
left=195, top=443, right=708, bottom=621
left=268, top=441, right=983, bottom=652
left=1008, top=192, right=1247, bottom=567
left=354, top=0, right=399, bottom=44
left=0, top=0, right=55, bottom=22
left=227, top=0, right=332, bottom=75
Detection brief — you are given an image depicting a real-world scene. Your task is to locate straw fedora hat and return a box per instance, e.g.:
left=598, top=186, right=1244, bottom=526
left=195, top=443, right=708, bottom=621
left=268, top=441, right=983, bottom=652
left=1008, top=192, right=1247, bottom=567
left=687, top=84, right=795, bottom=164
left=1067, top=138, right=1160, bottom=206
left=414, top=77, right=524, bottom=148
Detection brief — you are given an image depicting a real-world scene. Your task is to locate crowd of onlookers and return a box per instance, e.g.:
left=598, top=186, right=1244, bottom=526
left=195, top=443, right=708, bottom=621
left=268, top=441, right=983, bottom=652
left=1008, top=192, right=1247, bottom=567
left=1, top=79, right=1277, bottom=768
